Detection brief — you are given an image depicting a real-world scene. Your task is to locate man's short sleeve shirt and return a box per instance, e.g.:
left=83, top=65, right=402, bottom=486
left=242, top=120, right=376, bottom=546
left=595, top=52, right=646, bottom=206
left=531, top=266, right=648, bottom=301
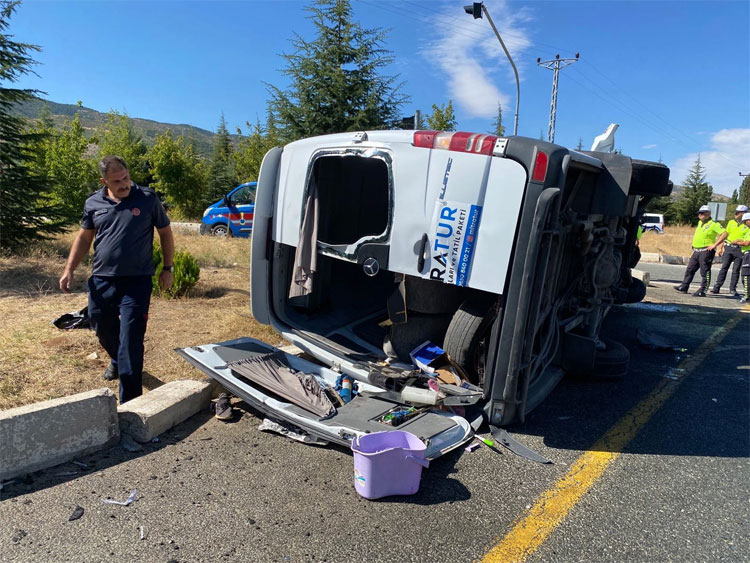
left=692, top=219, right=725, bottom=249
left=726, top=220, right=744, bottom=243
left=81, top=184, right=170, bottom=276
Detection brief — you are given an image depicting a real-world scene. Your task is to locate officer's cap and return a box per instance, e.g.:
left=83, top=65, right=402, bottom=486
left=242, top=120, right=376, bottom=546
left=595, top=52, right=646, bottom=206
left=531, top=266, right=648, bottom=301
left=698, top=205, right=711, bottom=213
left=736, top=204, right=748, bottom=213
left=742, top=212, right=750, bottom=222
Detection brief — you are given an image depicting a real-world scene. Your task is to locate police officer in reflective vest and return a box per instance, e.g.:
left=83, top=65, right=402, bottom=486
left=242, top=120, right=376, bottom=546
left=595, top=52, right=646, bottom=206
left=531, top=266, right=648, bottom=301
left=711, top=204, right=749, bottom=296
left=674, top=205, right=727, bottom=297
left=735, top=212, right=750, bottom=304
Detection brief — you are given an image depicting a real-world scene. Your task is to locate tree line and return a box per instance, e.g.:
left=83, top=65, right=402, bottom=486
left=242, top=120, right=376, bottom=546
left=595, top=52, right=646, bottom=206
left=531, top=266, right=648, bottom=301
left=2, top=0, right=746, bottom=252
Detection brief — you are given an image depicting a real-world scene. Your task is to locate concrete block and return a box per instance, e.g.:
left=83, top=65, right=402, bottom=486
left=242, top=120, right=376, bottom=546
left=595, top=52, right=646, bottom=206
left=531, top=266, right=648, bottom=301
left=662, top=255, right=686, bottom=265
left=117, top=380, right=213, bottom=443
left=632, top=269, right=651, bottom=286
left=640, top=252, right=660, bottom=263
left=279, top=344, right=305, bottom=356
left=0, top=388, right=119, bottom=481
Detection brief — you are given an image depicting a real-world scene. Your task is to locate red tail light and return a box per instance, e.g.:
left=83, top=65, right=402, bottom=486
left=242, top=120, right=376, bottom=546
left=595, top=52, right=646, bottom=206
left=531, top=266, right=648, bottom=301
left=413, top=130, right=499, bottom=156
left=532, top=150, right=548, bottom=182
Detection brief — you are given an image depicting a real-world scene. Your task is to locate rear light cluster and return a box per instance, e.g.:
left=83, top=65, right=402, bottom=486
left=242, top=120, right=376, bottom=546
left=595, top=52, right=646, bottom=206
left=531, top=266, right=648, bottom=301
left=413, top=130, right=549, bottom=184
left=413, top=130, right=498, bottom=155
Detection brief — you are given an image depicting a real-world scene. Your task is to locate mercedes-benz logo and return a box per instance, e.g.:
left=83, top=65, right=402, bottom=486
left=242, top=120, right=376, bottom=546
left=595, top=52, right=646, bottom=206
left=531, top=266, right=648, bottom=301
left=362, top=258, right=380, bottom=277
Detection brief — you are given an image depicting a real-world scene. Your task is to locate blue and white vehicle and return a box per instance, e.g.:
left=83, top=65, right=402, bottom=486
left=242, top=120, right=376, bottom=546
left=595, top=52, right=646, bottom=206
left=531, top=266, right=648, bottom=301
left=180, top=130, right=672, bottom=456
left=199, top=182, right=257, bottom=237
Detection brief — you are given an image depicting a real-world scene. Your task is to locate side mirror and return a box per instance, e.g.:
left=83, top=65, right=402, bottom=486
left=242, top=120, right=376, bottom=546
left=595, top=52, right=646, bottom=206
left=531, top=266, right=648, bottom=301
left=223, top=196, right=231, bottom=207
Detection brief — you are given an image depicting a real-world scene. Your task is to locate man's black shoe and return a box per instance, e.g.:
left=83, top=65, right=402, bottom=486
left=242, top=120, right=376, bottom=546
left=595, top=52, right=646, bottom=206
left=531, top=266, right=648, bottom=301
left=673, top=285, right=688, bottom=293
left=730, top=291, right=741, bottom=297
left=709, top=288, right=720, bottom=294
left=693, top=290, right=706, bottom=297
left=102, top=364, right=119, bottom=381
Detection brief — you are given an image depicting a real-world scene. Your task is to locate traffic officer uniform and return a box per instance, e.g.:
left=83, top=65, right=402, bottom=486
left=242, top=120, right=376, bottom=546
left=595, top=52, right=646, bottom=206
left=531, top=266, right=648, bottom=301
left=82, top=184, right=170, bottom=403
left=675, top=205, right=726, bottom=297
left=738, top=212, right=750, bottom=304
left=711, top=204, right=749, bottom=295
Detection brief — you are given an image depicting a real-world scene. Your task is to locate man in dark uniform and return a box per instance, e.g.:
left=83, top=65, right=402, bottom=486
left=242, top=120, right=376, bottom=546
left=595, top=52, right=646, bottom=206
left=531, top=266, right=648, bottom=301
left=674, top=205, right=727, bottom=297
left=735, top=212, right=750, bottom=304
left=711, top=204, right=748, bottom=296
left=59, top=156, right=174, bottom=403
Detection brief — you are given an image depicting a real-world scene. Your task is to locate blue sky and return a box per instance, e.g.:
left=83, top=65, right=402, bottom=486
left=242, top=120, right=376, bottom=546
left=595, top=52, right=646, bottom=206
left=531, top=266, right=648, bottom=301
left=10, top=0, right=749, bottom=195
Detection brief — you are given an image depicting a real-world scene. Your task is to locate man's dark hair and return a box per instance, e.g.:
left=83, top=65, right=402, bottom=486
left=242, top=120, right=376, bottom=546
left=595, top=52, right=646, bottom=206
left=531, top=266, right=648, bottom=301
left=98, top=155, right=128, bottom=178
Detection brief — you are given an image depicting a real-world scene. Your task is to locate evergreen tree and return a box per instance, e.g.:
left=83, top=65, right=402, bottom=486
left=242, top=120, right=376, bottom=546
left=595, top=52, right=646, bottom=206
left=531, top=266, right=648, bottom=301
left=491, top=103, right=505, bottom=137
left=45, top=113, right=99, bottom=221
left=207, top=113, right=239, bottom=203
left=234, top=113, right=281, bottom=184
left=425, top=100, right=457, bottom=131
left=267, top=0, right=406, bottom=140
left=0, top=1, right=65, bottom=251
left=735, top=175, right=750, bottom=208
left=673, top=156, right=713, bottom=223
left=147, top=129, right=208, bottom=219
left=95, top=111, right=149, bottom=184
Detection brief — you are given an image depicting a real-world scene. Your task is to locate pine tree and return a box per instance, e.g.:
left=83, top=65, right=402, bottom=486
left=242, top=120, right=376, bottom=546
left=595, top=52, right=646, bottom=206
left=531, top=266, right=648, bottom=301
left=95, top=111, right=149, bottom=184
left=207, top=114, right=239, bottom=203
left=267, top=0, right=407, bottom=140
left=45, top=113, right=99, bottom=221
left=736, top=175, right=750, bottom=208
left=0, top=1, right=65, bottom=251
left=425, top=100, right=457, bottom=131
left=673, top=156, right=713, bottom=224
left=491, top=103, right=505, bottom=137
left=147, top=130, right=208, bottom=219
left=234, top=112, right=281, bottom=184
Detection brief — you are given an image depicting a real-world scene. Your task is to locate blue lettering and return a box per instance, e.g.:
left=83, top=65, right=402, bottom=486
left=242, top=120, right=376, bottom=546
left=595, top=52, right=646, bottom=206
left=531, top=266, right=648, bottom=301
left=440, top=207, right=457, bottom=221
left=436, top=222, right=453, bottom=238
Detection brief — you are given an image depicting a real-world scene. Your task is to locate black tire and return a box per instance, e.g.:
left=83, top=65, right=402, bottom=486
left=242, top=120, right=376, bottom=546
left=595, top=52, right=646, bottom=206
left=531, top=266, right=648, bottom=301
left=629, top=159, right=672, bottom=197
left=211, top=223, right=229, bottom=237
left=443, top=297, right=499, bottom=385
left=592, top=338, right=629, bottom=379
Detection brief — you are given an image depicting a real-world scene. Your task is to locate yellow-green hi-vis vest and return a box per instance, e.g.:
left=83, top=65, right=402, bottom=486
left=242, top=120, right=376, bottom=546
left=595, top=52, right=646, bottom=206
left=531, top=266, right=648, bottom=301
left=692, top=219, right=724, bottom=248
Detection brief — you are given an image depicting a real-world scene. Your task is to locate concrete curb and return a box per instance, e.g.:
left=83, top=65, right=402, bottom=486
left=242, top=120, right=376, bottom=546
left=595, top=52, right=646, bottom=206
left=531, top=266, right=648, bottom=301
left=118, top=380, right=215, bottom=443
left=0, top=388, right=120, bottom=481
left=631, top=269, right=650, bottom=286
left=639, top=253, right=690, bottom=264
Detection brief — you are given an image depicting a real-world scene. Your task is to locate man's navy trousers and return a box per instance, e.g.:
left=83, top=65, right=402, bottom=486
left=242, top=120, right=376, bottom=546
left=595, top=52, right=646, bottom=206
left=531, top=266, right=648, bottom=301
left=88, top=275, right=152, bottom=403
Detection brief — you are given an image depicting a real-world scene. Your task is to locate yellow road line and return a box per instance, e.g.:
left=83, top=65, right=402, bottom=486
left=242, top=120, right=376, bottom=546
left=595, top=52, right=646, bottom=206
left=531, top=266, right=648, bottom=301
left=483, top=309, right=747, bottom=563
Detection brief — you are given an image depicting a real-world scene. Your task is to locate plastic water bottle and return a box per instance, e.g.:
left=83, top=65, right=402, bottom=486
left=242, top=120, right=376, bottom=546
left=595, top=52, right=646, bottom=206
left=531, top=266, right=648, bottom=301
left=340, top=376, right=353, bottom=404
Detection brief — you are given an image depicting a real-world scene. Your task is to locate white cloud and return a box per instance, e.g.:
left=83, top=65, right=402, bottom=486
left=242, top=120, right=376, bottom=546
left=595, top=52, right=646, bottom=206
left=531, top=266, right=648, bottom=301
left=669, top=129, right=750, bottom=196
left=641, top=144, right=657, bottom=150
left=422, top=0, right=532, bottom=119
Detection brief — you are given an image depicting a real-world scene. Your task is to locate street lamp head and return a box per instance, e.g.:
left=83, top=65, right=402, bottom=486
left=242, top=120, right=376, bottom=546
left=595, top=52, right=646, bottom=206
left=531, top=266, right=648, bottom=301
left=464, top=2, right=483, bottom=19
left=537, top=57, right=541, bottom=63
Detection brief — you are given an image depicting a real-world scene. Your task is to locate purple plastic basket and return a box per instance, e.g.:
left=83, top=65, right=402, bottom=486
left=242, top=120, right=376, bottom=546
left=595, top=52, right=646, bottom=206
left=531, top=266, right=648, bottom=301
left=351, top=430, right=429, bottom=500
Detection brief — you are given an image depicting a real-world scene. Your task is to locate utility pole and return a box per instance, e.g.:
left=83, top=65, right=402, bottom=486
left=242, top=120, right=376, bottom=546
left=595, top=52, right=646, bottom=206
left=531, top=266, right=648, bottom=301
left=537, top=53, right=579, bottom=143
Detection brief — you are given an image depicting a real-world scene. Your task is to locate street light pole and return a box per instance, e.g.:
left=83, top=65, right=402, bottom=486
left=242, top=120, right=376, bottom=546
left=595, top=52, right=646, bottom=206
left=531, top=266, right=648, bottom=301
left=464, top=2, right=519, bottom=136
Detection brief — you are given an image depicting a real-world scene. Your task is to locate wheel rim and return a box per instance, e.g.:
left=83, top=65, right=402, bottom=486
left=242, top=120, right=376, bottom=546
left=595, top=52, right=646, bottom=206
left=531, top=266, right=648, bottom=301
left=213, top=225, right=228, bottom=237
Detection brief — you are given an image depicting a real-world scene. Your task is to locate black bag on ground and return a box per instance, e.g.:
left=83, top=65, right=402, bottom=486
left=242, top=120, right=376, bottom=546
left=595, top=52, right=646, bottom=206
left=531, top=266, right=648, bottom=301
left=52, top=306, right=91, bottom=330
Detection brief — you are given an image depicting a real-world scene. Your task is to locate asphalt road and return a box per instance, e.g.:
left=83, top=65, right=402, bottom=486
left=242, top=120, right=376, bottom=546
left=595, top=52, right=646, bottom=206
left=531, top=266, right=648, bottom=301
left=1, top=279, right=748, bottom=563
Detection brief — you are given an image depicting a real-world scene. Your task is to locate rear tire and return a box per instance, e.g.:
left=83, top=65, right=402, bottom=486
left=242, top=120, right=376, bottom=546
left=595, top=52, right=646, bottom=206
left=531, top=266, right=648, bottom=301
left=592, top=338, right=630, bottom=379
left=443, top=297, right=499, bottom=385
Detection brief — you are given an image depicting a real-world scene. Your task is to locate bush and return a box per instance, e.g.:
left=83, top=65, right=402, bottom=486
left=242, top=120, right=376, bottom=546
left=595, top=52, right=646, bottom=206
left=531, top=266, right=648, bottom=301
left=152, top=245, right=200, bottom=298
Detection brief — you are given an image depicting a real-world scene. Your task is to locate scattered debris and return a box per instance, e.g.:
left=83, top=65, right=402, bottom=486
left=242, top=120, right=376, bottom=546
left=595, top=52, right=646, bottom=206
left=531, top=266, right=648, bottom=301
left=712, top=398, right=718, bottom=403
left=636, top=329, right=687, bottom=352
left=464, top=442, right=481, bottom=453
left=54, top=471, right=79, bottom=477
left=490, top=426, right=552, bottom=464
left=11, top=530, right=27, bottom=543
left=103, top=489, right=137, bottom=506
left=86, top=352, right=99, bottom=360
left=71, top=461, right=89, bottom=468
left=68, top=506, right=84, bottom=521
left=139, top=526, right=147, bottom=540
left=258, top=418, right=328, bottom=445
left=151, top=437, right=160, bottom=443
left=120, top=434, right=144, bottom=452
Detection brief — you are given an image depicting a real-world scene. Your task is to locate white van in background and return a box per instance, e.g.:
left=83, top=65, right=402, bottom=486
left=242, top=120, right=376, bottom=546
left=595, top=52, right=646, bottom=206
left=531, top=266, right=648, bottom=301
left=641, top=213, right=665, bottom=233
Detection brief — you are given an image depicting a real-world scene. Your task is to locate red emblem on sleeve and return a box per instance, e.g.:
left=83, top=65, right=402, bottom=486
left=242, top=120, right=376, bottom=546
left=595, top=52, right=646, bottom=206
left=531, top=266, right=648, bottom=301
left=131, top=208, right=141, bottom=216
